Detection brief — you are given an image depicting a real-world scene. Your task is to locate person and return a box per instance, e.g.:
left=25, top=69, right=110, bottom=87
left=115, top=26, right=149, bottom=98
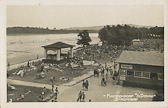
left=37, top=54, right=39, bottom=59
left=101, top=68, right=104, bottom=77
left=85, top=80, right=89, bottom=90
left=27, top=60, right=30, bottom=67
left=101, top=77, right=106, bottom=86
left=41, top=91, right=45, bottom=99
left=105, top=63, right=107, bottom=69
left=50, top=77, right=55, bottom=84
left=9, top=99, right=13, bottom=102
left=38, top=96, right=43, bottom=102
left=54, top=87, right=59, bottom=99
left=7, top=62, right=10, bottom=69
left=51, top=83, right=54, bottom=92
left=17, top=94, right=25, bottom=101
left=43, top=86, right=47, bottom=92
left=82, top=80, right=85, bottom=90
left=82, top=92, right=85, bottom=102
left=106, top=73, right=108, bottom=81
left=110, top=69, right=113, bottom=78
left=94, top=69, right=99, bottom=77
left=77, top=91, right=82, bottom=102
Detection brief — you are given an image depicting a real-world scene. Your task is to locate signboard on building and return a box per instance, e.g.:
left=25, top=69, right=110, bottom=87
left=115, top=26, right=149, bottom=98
left=121, top=64, right=133, bottom=69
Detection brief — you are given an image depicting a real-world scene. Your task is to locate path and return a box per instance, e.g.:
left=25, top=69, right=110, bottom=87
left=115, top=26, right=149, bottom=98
left=49, top=75, right=156, bottom=102
left=7, top=58, right=44, bottom=71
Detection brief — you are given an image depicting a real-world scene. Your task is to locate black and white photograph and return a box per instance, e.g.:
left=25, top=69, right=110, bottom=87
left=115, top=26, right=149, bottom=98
left=0, top=0, right=168, bottom=108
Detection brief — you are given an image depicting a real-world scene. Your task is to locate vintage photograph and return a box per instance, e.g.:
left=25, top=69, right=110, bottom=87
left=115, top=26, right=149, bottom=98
left=6, top=5, right=164, bottom=102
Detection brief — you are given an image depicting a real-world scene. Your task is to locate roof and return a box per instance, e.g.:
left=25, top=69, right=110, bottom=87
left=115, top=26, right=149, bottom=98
left=115, top=51, right=164, bottom=66
left=42, top=42, right=75, bottom=49
left=132, top=39, right=141, bottom=42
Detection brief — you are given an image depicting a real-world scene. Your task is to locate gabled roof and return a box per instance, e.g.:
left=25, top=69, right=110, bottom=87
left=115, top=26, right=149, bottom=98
left=42, top=42, right=75, bottom=49
left=116, top=51, right=164, bottom=66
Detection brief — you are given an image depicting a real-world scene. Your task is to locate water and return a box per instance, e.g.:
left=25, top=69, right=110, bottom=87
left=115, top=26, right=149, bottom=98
left=7, top=33, right=100, bottom=65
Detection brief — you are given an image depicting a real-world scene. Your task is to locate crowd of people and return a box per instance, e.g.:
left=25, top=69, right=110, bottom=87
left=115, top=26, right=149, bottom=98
left=73, top=44, right=123, bottom=63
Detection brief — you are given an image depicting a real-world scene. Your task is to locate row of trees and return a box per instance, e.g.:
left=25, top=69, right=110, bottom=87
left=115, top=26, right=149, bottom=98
left=98, top=25, right=164, bottom=46
left=77, top=25, right=164, bottom=47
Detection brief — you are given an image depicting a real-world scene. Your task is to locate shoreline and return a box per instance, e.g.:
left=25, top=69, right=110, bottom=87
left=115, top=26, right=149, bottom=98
left=7, top=58, right=44, bottom=71
left=7, top=46, right=84, bottom=71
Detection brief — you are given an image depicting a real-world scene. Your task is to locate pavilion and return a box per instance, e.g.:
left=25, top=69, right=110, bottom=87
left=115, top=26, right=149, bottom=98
left=42, top=42, right=75, bottom=62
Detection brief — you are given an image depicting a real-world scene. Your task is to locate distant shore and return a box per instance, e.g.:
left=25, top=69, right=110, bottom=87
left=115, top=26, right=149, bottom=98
left=7, top=27, right=99, bottom=36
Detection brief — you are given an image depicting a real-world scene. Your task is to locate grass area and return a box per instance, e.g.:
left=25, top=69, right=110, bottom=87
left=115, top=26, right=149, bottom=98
left=7, top=61, right=94, bottom=86
left=7, top=85, right=52, bottom=102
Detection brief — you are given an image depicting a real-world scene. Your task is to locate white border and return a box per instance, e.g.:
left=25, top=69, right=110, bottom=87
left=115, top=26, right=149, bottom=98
left=1, top=0, right=168, bottom=108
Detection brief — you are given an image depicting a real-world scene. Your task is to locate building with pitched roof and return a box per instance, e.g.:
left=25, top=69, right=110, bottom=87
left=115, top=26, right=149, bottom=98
left=132, top=39, right=144, bottom=46
left=42, top=42, right=75, bottom=62
left=115, top=51, right=164, bottom=89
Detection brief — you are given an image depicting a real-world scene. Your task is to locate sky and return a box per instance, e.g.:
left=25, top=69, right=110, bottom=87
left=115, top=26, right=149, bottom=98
left=7, top=5, right=164, bottom=29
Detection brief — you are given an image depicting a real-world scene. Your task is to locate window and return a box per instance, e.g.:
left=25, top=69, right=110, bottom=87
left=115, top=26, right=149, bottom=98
left=134, top=71, right=151, bottom=79
left=142, top=72, right=150, bottom=79
left=134, top=71, right=142, bottom=77
left=150, top=73, right=158, bottom=80
left=127, top=70, right=134, bottom=76
left=158, top=73, right=164, bottom=80
left=119, top=69, right=127, bottom=75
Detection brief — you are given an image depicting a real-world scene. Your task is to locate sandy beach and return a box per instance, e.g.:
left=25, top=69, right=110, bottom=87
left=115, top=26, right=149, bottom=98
left=7, top=33, right=100, bottom=65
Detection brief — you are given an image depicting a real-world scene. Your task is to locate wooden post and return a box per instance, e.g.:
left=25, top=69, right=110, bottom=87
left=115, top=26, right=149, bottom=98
left=44, top=49, right=48, bottom=59
left=57, top=49, right=61, bottom=61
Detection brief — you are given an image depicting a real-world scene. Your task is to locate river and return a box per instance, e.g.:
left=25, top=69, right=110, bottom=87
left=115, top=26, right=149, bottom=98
left=7, top=33, right=100, bottom=65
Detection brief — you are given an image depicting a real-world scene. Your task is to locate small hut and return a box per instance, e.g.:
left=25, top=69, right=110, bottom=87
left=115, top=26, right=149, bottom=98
left=132, top=39, right=144, bottom=46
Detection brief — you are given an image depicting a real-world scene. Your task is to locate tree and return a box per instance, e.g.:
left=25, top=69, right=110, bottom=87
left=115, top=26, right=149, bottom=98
left=98, top=24, right=164, bottom=46
left=77, top=30, right=92, bottom=47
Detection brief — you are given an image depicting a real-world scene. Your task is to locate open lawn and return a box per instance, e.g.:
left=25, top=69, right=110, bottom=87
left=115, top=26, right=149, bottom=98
left=7, top=85, right=52, bottom=102
left=7, top=61, right=96, bottom=86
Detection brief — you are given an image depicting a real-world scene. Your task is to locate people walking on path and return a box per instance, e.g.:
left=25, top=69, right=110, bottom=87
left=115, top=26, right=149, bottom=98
left=94, top=69, right=99, bottom=77
left=54, top=87, right=59, bottom=100
left=101, top=77, right=106, bottom=86
left=85, top=80, right=89, bottom=90
left=105, top=73, right=108, bottom=81
left=82, top=80, right=85, bottom=90
left=110, top=69, right=113, bottom=78
left=77, top=91, right=82, bottom=102
left=51, top=83, right=54, bottom=92
left=82, top=92, right=85, bottom=102
left=101, top=68, right=104, bottom=77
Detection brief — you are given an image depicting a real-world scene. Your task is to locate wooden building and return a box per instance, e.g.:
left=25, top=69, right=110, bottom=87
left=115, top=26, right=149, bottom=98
left=42, top=42, right=75, bottom=63
left=132, top=39, right=144, bottom=46
left=115, top=51, right=164, bottom=89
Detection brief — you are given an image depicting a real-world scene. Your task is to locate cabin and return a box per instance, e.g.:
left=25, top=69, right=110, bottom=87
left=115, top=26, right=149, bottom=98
left=42, top=42, right=75, bottom=63
left=132, top=39, right=144, bottom=46
left=115, top=51, right=164, bottom=89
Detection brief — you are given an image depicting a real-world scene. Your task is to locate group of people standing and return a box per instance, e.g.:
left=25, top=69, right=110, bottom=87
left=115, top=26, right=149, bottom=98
left=77, top=91, right=86, bottom=102
left=94, top=63, right=119, bottom=86
left=76, top=79, right=90, bottom=102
